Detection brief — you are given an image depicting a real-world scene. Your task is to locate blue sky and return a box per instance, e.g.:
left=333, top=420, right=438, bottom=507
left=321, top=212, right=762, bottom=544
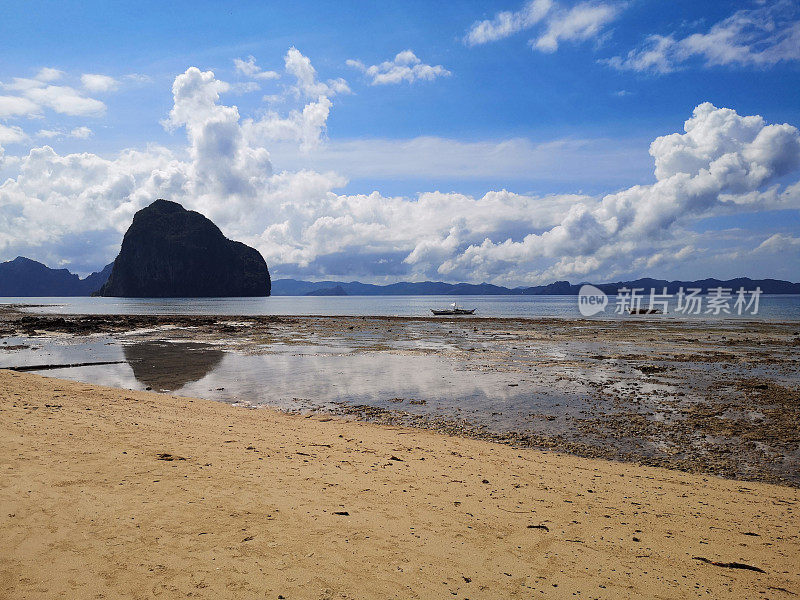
left=0, top=0, right=799, bottom=283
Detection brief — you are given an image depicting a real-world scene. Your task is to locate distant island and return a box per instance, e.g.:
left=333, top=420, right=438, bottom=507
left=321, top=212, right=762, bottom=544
left=270, top=277, right=800, bottom=296
left=304, top=285, right=348, bottom=296
left=2, top=253, right=798, bottom=298
left=97, top=199, right=271, bottom=298
left=0, top=257, right=113, bottom=297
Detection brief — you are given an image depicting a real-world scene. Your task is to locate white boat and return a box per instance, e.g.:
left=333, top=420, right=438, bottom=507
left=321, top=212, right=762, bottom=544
left=431, top=302, right=476, bottom=315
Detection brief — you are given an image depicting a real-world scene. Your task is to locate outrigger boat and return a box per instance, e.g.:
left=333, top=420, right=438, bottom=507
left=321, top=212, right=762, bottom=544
left=628, top=308, right=663, bottom=314
left=431, top=302, right=476, bottom=316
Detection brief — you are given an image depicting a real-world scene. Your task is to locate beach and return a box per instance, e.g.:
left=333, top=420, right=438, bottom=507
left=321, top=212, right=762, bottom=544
left=1, top=308, right=799, bottom=598
left=1, top=309, right=798, bottom=485
left=2, top=369, right=799, bottom=599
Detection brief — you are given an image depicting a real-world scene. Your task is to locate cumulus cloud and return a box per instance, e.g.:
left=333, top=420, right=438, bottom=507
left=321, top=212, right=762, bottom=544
left=607, top=3, right=800, bottom=73
left=1, top=49, right=798, bottom=284
left=161, top=66, right=273, bottom=204
left=0, top=49, right=351, bottom=271
left=81, top=74, right=119, bottom=93
left=244, top=96, right=332, bottom=152
left=234, top=56, right=280, bottom=80
left=70, top=126, right=93, bottom=139
left=35, top=67, right=64, bottom=82
left=434, top=103, right=800, bottom=283
left=346, top=50, right=451, bottom=85
left=465, top=0, right=619, bottom=52
left=0, top=95, right=40, bottom=118
left=1, top=69, right=107, bottom=117
left=235, top=48, right=346, bottom=151
left=24, top=84, right=106, bottom=116
left=284, top=47, right=350, bottom=98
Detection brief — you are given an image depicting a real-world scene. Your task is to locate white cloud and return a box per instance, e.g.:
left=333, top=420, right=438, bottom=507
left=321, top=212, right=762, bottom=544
left=244, top=96, right=332, bottom=152
left=0, top=95, right=40, bottom=118
left=533, top=2, right=619, bottom=52
left=4, top=78, right=45, bottom=93
left=607, top=3, right=800, bottom=73
left=0, top=49, right=798, bottom=284
left=284, top=47, right=350, bottom=98
left=346, top=50, right=450, bottom=85
left=232, top=48, right=350, bottom=151
left=465, top=0, right=553, bottom=45
left=606, top=34, right=675, bottom=73
left=161, top=66, right=272, bottom=202
left=0, top=124, right=28, bottom=145
left=35, top=67, right=64, bottom=82
left=755, top=233, right=800, bottom=254
left=35, top=129, right=62, bottom=139
left=23, top=84, right=106, bottom=116
left=125, top=73, right=153, bottom=83
left=233, top=56, right=279, bottom=80
left=70, top=126, right=93, bottom=139
left=1, top=69, right=107, bottom=117
left=81, top=73, right=119, bottom=93
left=434, top=103, right=800, bottom=283
left=465, top=0, right=619, bottom=53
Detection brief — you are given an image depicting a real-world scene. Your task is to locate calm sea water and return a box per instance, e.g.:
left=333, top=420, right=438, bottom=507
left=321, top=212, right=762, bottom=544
left=2, top=294, right=800, bottom=320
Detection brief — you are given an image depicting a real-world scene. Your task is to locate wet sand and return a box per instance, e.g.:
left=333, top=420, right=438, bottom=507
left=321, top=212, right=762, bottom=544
left=2, top=369, right=798, bottom=599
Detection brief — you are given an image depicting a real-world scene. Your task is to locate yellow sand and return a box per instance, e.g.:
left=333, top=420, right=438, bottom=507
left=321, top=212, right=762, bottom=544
left=1, top=369, right=798, bottom=599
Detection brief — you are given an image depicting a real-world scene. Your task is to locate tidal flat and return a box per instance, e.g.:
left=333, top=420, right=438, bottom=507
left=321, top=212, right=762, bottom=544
left=1, top=307, right=798, bottom=486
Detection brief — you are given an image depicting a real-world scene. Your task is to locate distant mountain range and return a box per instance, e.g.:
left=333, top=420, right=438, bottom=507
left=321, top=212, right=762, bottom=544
left=279, top=277, right=800, bottom=296
left=2, top=256, right=799, bottom=297
left=0, top=257, right=112, bottom=296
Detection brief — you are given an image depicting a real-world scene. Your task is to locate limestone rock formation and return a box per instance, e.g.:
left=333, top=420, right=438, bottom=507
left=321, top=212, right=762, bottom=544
left=98, top=199, right=270, bottom=297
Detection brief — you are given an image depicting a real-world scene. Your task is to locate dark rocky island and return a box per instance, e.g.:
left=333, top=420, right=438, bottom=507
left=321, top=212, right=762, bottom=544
left=98, top=199, right=270, bottom=297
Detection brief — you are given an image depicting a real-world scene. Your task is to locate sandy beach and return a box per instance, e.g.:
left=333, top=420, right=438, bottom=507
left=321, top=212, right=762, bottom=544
left=2, top=369, right=798, bottom=599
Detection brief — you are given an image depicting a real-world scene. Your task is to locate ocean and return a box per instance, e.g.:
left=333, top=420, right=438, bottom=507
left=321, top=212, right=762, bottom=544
left=2, top=294, right=800, bottom=320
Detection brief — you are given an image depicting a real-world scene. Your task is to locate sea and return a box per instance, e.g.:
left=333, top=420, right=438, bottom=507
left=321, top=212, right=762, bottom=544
left=2, top=294, right=800, bottom=320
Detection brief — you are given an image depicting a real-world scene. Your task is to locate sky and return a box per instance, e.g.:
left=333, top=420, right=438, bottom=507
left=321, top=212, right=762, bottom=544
left=0, top=0, right=799, bottom=284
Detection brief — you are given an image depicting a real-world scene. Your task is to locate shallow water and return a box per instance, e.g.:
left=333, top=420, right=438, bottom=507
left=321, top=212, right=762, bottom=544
left=0, top=336, right=599, bottom=436
left=3, top=294, right=800, bottom=320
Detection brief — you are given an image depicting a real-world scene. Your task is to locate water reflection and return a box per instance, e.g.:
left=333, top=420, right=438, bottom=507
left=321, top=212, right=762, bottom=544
left=122, top=342, right=225, bottom=392
left=2, top=336, right=562, bottom=426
